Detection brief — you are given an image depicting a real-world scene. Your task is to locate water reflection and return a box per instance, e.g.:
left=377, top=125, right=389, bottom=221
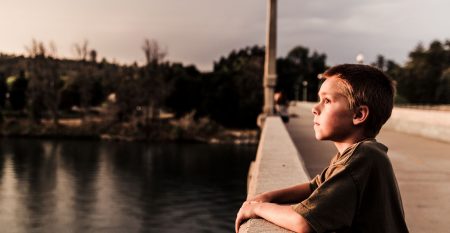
left=0, top=139, right=255, bottom=233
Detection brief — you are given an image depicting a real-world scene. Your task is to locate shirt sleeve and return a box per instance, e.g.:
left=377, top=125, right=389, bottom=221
left=293, top=165, right=358, bottom=233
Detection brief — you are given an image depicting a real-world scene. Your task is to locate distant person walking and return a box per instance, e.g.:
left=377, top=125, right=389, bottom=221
left=274, top=91, right=289, bottom=123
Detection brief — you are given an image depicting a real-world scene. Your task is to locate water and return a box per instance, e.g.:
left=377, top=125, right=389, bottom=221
left=0, top=138, right=256, bottom=233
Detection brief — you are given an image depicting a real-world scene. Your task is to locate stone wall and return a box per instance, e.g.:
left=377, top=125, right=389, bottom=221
left=385, top=107, right=450, bottom=143
left=239, top=117, right=310, bottom=233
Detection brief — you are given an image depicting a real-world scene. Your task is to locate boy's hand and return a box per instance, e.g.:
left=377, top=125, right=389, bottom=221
left=235, top=201, right=259, bottom=233
left=248, top=192, right=271, bottom=203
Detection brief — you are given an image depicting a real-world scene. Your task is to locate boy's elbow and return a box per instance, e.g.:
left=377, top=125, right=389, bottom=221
left=292, top=216, right=313, bottom=233
left=293, top=225, right=313, bottom=233
left=293, top=226, right=313, bottom=233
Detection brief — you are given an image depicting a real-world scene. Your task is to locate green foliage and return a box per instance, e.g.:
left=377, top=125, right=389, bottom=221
left=170, top=111, right=222, bottom=141
left=0, top=72, right=7, bottom=108
left=1, top=38, right=448, bottom=136
left=386, top=40, right=450, bottom=104
left=59, top=75, right=81, bottom=111
left=9, top=70, right=28, bottom=111
left=436, top=68, right=450, bottom=102
left=115, top=70, right=141, bottom=121
left=202, top=46, right=264, bottom=128
left=165, top=64, right=202, bottom=117
left=277, top=46, right=327, bottom=102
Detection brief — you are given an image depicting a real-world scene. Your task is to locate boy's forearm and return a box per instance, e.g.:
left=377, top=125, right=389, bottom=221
left=254, top=203, right=312, bottom=233
left=261, top=182, right=312, bottom=204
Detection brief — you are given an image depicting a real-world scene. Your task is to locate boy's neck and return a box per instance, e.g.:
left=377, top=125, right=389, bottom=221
left=333, top=132, right=368, bottom=154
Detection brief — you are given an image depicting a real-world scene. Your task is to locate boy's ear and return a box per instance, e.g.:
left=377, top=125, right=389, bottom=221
left=353, top=105, right=369, bottom=126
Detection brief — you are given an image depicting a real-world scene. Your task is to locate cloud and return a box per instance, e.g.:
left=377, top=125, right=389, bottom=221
left=1, top=0, right=450, bottom=70
left=278, top=0, right=450, bottom=65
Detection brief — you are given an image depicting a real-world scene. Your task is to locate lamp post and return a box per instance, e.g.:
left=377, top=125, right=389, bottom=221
left=294, top=83, right=299, bottom=102
left=258, top=0, right=277, bottom=127
left=317, top=73, right=323, bottom=94
left=302, top=80, right=308, bottom=102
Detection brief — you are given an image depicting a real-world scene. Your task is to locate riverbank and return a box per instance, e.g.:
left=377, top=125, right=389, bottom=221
left=0, top=117, right=259, bottom=145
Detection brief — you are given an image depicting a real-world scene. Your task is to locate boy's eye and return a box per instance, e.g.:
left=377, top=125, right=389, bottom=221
left=324, top=98, right=331, bottom=104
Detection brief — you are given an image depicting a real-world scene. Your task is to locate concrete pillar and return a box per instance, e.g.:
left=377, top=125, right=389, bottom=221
left=258, top=0, right=277, bottom=127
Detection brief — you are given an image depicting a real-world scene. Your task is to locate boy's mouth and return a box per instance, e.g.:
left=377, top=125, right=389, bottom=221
left=314, top=121, right=320, bottom=126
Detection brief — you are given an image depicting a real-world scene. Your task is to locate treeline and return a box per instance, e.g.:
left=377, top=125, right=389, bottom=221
left=0, top=39, right=326, bottom=131
left=373, top=40, right=450, bottom=104
left=0, top=39, right=448, bottom=134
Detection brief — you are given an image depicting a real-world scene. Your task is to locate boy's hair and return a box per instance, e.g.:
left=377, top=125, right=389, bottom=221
left=322, top=64, right=396, bottom=137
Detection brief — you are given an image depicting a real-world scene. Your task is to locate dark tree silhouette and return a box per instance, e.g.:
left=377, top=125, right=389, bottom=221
left=10, top=70, right=28, bottom=111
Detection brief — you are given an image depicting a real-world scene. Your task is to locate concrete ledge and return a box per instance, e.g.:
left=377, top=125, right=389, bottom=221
left=240, top=117, right=310, bottom=233
left=385, top=107, right=450, bottom=143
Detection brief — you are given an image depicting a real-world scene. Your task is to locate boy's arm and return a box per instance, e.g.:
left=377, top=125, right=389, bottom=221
left=235, top=201, right=313, bottom=233
left=250, top=182, right=312, bottom=204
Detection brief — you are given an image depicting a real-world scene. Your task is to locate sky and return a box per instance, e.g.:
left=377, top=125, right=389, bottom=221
left=1, top=0, right=450, bottom=71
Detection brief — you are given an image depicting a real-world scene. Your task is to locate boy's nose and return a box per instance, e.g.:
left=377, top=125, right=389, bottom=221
left=312, top=103, right=319, bottom=115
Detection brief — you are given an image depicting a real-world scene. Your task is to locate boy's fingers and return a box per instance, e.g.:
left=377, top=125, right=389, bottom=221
left=235, top=208, right=241, bottom=233
left=235, top=216, right=240, bottom=233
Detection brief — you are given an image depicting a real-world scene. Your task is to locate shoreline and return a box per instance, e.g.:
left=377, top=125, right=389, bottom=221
left=0, top=119, right=259, bottom=145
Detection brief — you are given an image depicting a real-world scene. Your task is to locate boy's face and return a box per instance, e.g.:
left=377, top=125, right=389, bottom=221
left=312, top=76, right=355, bottom=142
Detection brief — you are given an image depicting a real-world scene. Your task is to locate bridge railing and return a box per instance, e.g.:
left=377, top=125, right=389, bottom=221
left=385, top=106, right=450, bottom=143
left=239, top=116, right=310, bottom=233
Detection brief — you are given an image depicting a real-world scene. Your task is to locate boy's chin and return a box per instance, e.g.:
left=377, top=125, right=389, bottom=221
left=314, top=133, right=326, bottom=141
left=314, top=132, right=332, bottom=141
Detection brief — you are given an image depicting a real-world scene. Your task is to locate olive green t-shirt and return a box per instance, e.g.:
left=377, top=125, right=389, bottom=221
left=293, top=139, right=409, bottom=233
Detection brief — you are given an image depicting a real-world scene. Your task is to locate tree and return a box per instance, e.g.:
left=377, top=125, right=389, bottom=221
left=10, top=70, right=28, bottom=111
left=164, top=64, right=202, bottom=117
left=25, top=39, right=62, bottom=124
left=89, top=50, right=97, bottom=63
left=25, top=39, right=47, bottom=59
left=276, top=46, right=327, bottom=102
left=115, top=67, right=141, bottom=121
left=73, top=40, right=89, bottom=61
left=139, top=38, right=170, bottom=124
left=142, top=39, right=167, bottom=65
left=0, top=72, right=6, bottom=107
left=204, top=46, right=265, bottom=128
left=382, top=59, right=408, bottom=103
left=399, top=40, right=449, bottom=104
left=71, top=41, right=106, bottom=122
left=0, top=72, right=7, bottom=123
left=372, top=54, right=386, bottom=71
left=436, top=68, right=450, bottom=103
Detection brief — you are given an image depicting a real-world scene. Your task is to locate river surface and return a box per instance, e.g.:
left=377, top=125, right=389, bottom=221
left=0, top=138, right=256, bottom=233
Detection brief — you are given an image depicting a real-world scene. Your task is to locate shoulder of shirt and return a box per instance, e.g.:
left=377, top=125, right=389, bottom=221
left=347, top=139, right=390, bottom=166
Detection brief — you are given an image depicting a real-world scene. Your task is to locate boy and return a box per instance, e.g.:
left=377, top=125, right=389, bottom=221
left=235, top=64, right=409, bottom=233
